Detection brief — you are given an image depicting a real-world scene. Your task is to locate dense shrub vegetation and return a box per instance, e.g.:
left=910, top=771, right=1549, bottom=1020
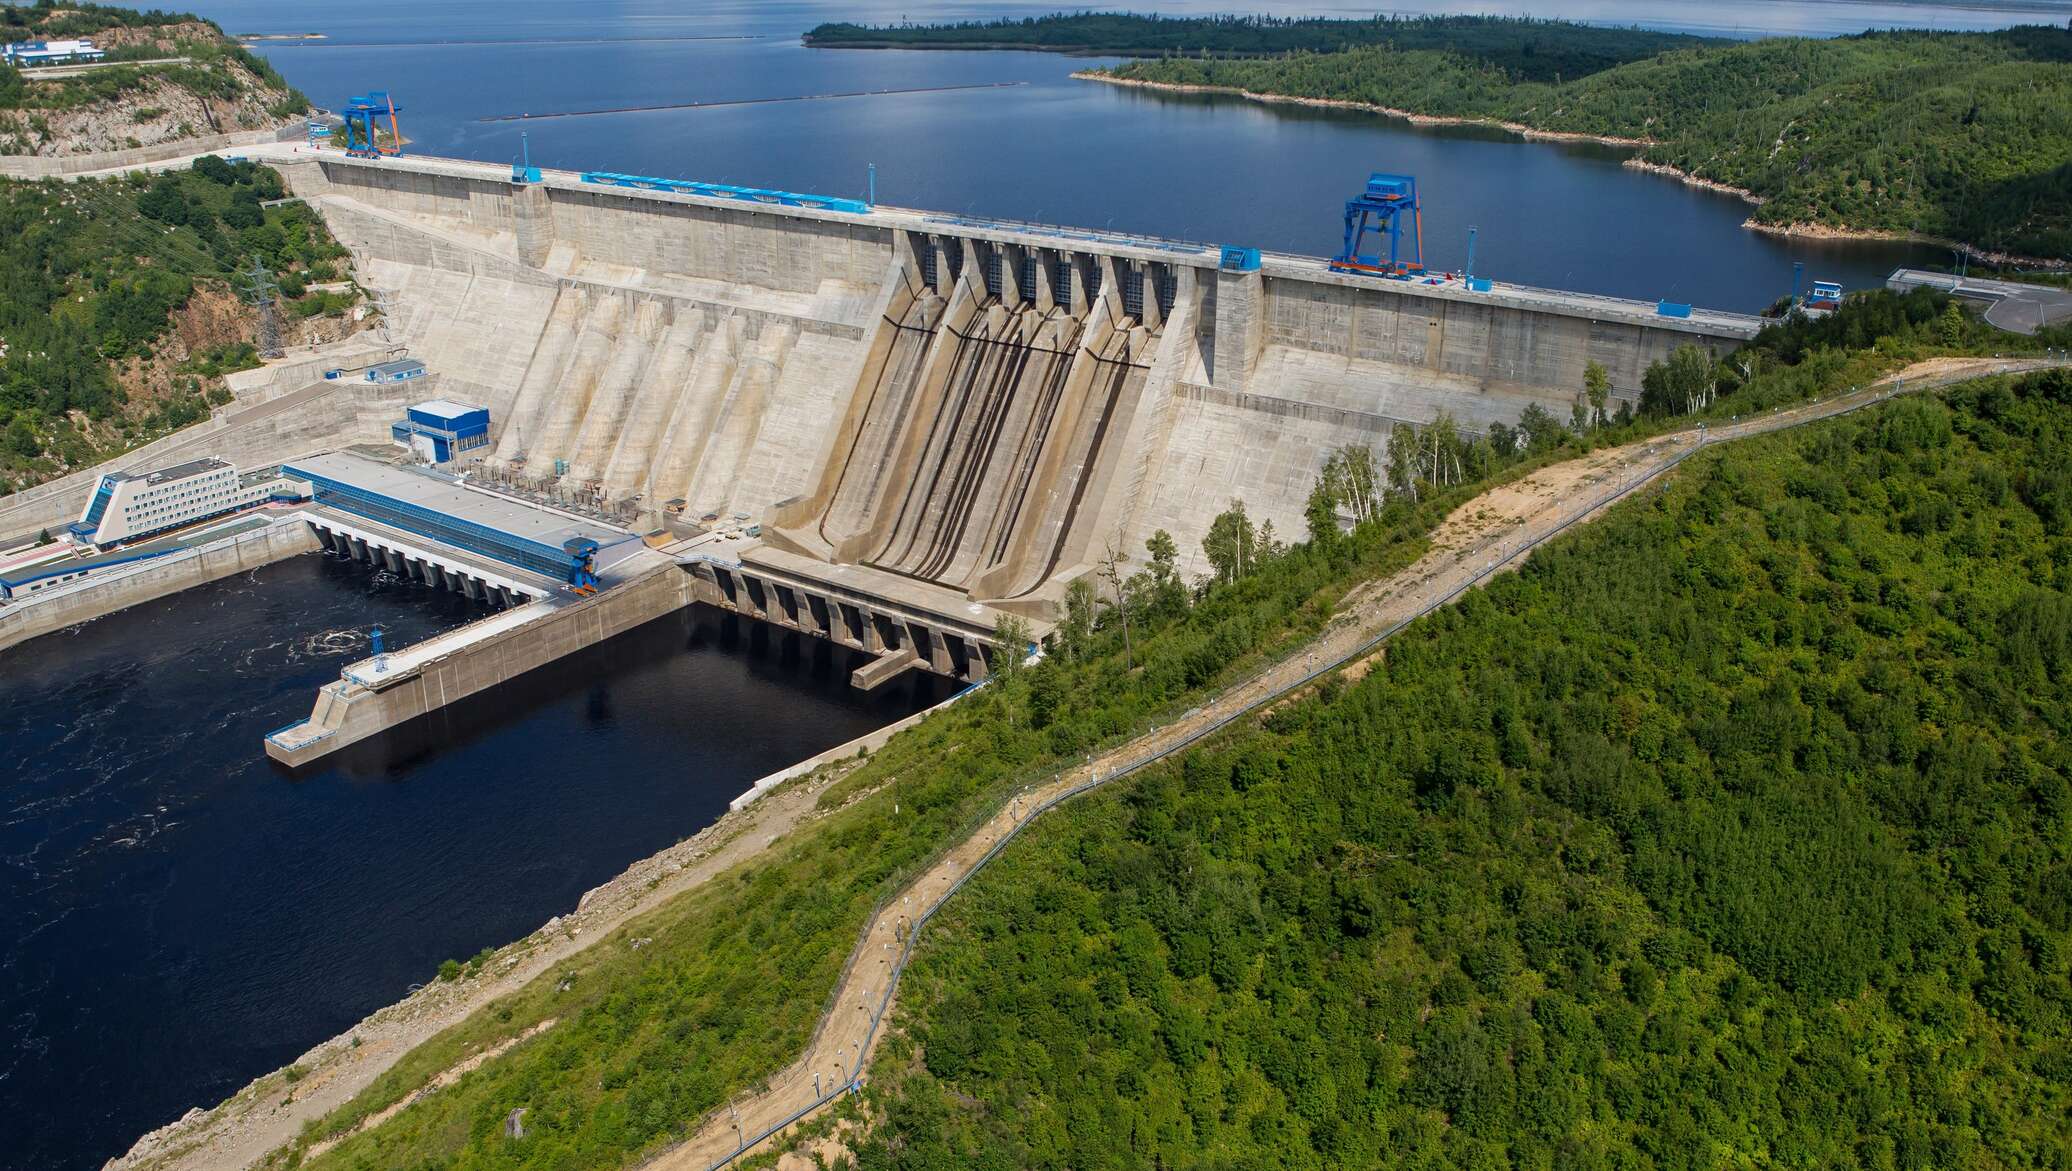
left=856, top=369, right=2072, bottom=1169
left=841, top=15, right=2072, bottom=259
left=285, top=291, right=2058, bottom=1170
left=0, top=160, right=351, bottom=489
left=806, top=14, right=1716, bottom=82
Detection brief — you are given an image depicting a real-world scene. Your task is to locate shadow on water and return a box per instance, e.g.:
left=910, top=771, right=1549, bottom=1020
left=307, top=605, right=948, bottom=779
left=2, top=552, right=939, bottom=1171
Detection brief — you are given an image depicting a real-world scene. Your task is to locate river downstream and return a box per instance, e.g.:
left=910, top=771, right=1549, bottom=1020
left=0, top=553, right=938, bottom=1171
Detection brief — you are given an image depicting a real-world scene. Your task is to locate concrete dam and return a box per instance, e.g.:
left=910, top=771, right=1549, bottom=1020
left=0, top=149, right=1757, bottom=707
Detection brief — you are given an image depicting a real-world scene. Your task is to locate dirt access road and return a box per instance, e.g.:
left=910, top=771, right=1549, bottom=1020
left=645, top=355, right=2063, bottom=1171
left=108, top=356, right=2058, bottom=1171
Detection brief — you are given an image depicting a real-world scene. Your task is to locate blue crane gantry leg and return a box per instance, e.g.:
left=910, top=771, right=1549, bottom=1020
left=341, top=92, right=404, bottom=159
left=1329, top=172, right=1424, bottom=279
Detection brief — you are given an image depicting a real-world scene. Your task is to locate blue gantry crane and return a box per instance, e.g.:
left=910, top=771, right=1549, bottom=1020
left=1330, top=172, right=1424, bottom=278
left=341, top=91, right=404, bottom=159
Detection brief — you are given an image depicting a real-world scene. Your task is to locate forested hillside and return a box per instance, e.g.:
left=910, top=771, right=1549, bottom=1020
left=0, top=2, right=304, bottom=157
left=273, top=290, right=2068, bottom=1171
left=1094, top=25, right=2072, bottom=259
left=855, top=368, right=2072, bottom=1169
left=806, top=14, right=1718, bottom=81
left=0, top=161, right=358, bottom=492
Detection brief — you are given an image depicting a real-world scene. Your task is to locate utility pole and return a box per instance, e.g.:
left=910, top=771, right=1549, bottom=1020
left=238, top=258, right=284, bottom=359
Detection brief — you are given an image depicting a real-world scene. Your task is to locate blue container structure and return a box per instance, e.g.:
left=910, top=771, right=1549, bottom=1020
left=1805, top=280, right=1843, bottom=311
left=1218, top=246, right=1261, bottom=273
left=391, top=398, right=490, bottom=463
left=579, top=172, right=870, bottom=215
left=1655, top=300, right=1694, bottom=319
left=366, top=358, right=426, bottom=384
left=341, top=92, right=404, bottom=159
left=1330, top=173, right=1424, bottom=279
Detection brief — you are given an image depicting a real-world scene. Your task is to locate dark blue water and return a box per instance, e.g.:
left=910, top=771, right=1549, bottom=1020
left=173, top=0, right=2060, bottom=310
left=1, top=553, right=938, bottom=1170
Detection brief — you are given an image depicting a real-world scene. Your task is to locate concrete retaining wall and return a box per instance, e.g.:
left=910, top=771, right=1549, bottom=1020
left=0, top=377, right=407, bottom=546
left=266, top=563, right=696, bottom=766
left=0, top=519, right=320, bottom=653
left=0, top=122, right=300, bottom=178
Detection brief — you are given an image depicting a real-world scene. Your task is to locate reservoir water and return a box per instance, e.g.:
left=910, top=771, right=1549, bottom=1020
left=1, top=554, right=939, bottom=1171
left=183, top=0, right=2059, bottom=311
left=12, top=1, right=2060, bottom=1167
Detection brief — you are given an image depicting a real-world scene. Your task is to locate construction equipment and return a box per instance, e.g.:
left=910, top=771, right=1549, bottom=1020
left=1330, top=172, right=1424, bottom=279
left=563, top=537, right=601, bottom=595
left=341, top=91, right=404, bottom=159
left=511, top=130, right=540, bottom=184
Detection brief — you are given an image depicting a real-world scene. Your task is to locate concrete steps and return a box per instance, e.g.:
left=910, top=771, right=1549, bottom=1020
left=599, top=311, right=705, bottom=499
left=640, top=314, right=742, bottom=512
left=565, top=298, right=668, bottom=483
left=684, top=320, right=799, bottom=519
left=493, top=288, right=588, bottom=463
left=527, top=294, right=626, bottom=470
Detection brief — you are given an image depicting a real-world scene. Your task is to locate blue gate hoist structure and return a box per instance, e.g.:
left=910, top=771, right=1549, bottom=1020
left=341, top=91, right=404, bottom=159
left=1330, top=172, right=1424, bottom=279
left=563, top=537, right=602, bottom=595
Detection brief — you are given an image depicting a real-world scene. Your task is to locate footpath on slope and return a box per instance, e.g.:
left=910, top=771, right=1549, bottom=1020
left=108, top=355, right=2056, bottom=1171
left=645, top=354, right=2062, bottom=1171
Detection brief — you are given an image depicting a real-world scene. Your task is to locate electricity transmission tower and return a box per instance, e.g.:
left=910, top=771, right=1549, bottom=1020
left=238, top=258, right=284, bottom=359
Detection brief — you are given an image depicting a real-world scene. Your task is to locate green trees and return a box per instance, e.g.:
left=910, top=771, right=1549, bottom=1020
left=1201, top=499, right=1259, bottom=584
left=0, top=163, right=355, bottom=486
left=1584, top=358, right=1610, bottom=428
left=1097, top=27, right=2072, bottom=257
left=1640, top=343, right=1717, bottom=417
left=855, top=370, right=2072, bottom=1169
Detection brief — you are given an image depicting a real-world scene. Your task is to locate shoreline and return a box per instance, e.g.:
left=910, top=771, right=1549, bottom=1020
left=106, top=692, right=962, bottom=1171
left=1076, top=71, right=2063, bottom=267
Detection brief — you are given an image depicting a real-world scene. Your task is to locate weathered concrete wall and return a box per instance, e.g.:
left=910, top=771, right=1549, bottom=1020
left=0, top=122, right=298, bottom=178
left=1259, top=274, right=1732, bottom=397
left=0, top=519, right=320, bottom=653
left=540, top=186, right=889, bottom=293
left=266, top=563, right=696, bottom=767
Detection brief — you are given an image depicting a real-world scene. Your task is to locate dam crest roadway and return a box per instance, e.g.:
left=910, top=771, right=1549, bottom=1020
left=0, top=143, right=1760, bottom=761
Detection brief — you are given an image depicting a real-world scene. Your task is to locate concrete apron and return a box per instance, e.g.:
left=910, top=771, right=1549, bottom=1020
left=263, top=562, right=696, bottom=768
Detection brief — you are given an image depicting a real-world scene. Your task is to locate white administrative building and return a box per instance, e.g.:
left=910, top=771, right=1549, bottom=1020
left=71, top=458, right=308, bottom=548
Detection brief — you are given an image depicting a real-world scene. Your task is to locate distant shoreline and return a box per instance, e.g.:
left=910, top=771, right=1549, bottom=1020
left=1076, top=71, right=2062, bottom=267
left=238, top=33, right=327, bottom=41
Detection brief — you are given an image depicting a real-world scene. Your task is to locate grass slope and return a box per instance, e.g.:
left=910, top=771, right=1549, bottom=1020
left=1097, top=26, right=2072, bottom=259
left=856, top=369, right=2072, bottom=1169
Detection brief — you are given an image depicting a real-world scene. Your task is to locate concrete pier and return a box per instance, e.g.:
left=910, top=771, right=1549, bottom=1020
left=265, top=560, right=695, bottom=767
